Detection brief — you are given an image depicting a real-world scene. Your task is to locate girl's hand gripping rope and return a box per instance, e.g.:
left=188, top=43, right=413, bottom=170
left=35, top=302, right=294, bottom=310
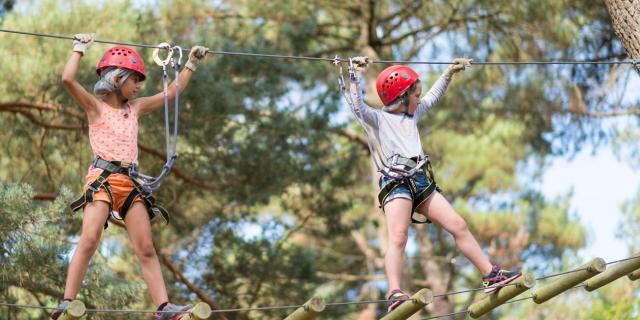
left=350, top=56, right=371, bottom=74
left=185, top=46, right=209, bottom=71
left=345, top=56, right=370, bottom=103
left=347, top=56, right=370, bottom=94
left=72, top=33, right=95, bottom=55
left=446, top=58, right=472, bottom=75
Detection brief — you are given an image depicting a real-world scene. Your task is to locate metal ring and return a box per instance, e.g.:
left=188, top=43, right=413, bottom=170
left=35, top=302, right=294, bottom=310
left=152, top=42, right=173, bottom=66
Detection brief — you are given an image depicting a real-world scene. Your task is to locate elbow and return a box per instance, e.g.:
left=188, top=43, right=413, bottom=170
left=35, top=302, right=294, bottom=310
left=61, top=75, right=74, bottom=87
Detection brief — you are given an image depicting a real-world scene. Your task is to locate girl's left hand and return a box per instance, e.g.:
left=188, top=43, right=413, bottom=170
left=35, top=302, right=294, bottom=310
left=351, top=56, right=370, bottom=72
left=447, top=58, right=472, bottom=74
left=185, top=46, right=209, bottom=71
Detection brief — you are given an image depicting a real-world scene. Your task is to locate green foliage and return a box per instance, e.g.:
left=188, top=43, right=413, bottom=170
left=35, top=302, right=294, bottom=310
left=618, top=186, right=640, bottom=252
left=0, top=0, right=637, bottom=319
left=0, top=183, right=145, bottom=319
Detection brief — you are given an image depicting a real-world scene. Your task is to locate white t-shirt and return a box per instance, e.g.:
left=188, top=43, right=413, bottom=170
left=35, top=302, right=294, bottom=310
left=351, top=74, right=451, bottom=160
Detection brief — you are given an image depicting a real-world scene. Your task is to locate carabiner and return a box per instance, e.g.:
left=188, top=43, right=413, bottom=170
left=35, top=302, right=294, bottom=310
left=152, top=42, right=174, bottom=67
left=171, top=45, right=184, bottom=69
left=334, top=55, right=347, bottom=92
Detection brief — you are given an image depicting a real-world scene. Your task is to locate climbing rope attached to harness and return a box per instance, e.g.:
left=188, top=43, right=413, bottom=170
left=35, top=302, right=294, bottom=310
left=127, top=42, right=184, bottom=193
left=336, top=57, right=439, bottom=223
left=336, top=57, right=429, bottom=180
left=336, top=57, right=385, bottom=173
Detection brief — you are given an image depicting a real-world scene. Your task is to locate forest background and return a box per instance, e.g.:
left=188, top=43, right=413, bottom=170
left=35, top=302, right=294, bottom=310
left=1, top=0, right=639, bottom=319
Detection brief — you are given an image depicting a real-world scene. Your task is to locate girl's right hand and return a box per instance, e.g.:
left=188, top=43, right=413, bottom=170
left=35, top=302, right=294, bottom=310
left=73, top=33, right=95, bottom=55
left=185, top=45, right=209, bottom=71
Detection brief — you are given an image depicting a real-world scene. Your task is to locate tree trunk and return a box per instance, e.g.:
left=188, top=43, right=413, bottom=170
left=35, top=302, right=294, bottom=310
left=604, top=0, right=640, bottom=72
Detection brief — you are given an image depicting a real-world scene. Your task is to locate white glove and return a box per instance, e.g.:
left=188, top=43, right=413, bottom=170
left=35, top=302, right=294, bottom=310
left=351, top=56, right=370, bottom=72
left=73, top=33, right=95, bottom=55
left=185, top=45, right=209, bottom=71
left=446, top=58, right=472, bottom=75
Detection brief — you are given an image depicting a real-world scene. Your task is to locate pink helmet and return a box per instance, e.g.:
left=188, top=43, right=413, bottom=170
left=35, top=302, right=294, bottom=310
left=96, top=46, right=146, bottom=80
left=376, top=65, right=419, bottom=106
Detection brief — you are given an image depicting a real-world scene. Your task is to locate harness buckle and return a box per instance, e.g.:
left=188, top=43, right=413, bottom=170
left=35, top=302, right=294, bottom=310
left=119, top=161, right=133, bottom=168
left=88, top=175, right=107, bottom=192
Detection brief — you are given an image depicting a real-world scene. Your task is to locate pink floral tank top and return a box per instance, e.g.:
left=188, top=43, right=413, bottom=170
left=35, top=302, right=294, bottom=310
left=88, top=101, right=138, bottom=166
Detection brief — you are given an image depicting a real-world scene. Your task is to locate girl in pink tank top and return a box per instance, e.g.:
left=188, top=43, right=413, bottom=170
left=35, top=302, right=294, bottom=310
left=53, top=33, right=208, bottom=320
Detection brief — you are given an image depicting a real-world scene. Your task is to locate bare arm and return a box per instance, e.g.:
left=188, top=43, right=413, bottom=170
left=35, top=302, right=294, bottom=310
left=133, top=45, right=208, bottom=116
left=61, top=52, right=101, bottom=123
left=132, top=68, right=194, bottom=115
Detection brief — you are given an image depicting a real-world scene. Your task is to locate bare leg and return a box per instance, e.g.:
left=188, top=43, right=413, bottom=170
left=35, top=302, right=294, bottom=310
left=63, top=201, right=110, bottom=299
left=383, top=198, right=413, bottom=293
left=417, top=193, right=493, bottom=275
left=124, top=202, right=169, bottom=306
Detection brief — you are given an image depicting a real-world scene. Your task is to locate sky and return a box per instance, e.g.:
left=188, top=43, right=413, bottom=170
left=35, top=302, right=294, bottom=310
left=541, top=72, right=640, bottom=263
left=542, top=144, right=639, bottom=262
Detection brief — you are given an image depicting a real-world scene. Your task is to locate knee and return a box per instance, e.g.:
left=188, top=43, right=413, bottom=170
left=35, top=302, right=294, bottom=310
left=135, top=241, right=158, bottom=261
left=77, top=234, right=100, bottom=255
left=450, top=217, right=470, bottom=237
left=388, top=229, right=409, bottom=249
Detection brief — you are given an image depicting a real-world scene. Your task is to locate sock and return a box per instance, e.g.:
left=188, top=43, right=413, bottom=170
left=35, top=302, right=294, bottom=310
left=157, top=301, right=169, bottom=311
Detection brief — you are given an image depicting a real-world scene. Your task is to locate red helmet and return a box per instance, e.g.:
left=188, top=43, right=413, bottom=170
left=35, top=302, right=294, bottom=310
left=376, top=65, right=419, bottom=106
left=96, top=46, right=146, bottom=80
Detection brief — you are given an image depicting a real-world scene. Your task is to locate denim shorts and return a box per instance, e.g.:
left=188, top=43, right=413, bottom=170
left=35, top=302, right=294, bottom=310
left=378, top=171, right=435, bottom=206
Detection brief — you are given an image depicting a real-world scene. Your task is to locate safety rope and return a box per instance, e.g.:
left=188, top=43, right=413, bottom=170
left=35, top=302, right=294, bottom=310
left=1, top=255, right=638, bottom=315
left=0, top=28, right=638, bottom=66
left=125, top=43, right=183, bottom=193
left=0, top=25, right=639, bottom=318
left=336, top=58, right=386, bottom=173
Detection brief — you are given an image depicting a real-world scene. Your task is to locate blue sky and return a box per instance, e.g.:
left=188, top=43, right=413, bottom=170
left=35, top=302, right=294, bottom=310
left=542, top=144, right=640, bottom=262
left=542, top=71, right=640, bottom=263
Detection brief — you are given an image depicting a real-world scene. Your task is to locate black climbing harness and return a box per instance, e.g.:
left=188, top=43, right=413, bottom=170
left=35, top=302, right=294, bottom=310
left=69, top=157, right=170, bottom=229
left=376, top=155, right=440, bottom=223
left=70, top=43, right=183, bottom=228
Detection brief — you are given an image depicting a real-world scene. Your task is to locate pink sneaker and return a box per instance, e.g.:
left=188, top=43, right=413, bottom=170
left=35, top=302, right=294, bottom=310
left=387, top=289, right=411, bottom=313
left=154, top=303, right=193, bottom=320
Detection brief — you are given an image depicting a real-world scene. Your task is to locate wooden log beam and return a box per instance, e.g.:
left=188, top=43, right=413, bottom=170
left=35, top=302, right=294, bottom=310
left=379, top=288, right=433, bottom=320
left=284, top=297, right=326, bottom=320
left=468, top=273, right=535, bottom=319
left=585, top=255, right=640, bottom=291
left=532, top=258, right=606, bottom=304
left=179, top=302, right=212, bottom=320
left=58, top=300, right=85, bottom=320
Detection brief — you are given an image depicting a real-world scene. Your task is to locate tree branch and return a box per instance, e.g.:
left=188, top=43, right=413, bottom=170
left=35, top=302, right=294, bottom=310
left=381, top=12, right=498, bottom=47
left=350, top=230, right=383, bottom=268
left=329, top=127, right=369, bottom=152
